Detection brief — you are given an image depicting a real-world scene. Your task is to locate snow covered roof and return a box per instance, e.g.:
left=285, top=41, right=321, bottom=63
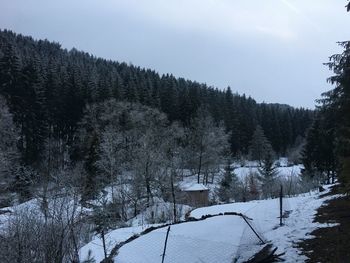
left=181, top=183, right=209, bottom=192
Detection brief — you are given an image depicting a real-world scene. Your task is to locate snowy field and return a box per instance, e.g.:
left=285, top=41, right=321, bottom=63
left=191, top=185, right=340, bottom=262
left=80, top=184, right=339, bottom=263
left=115, top=216, right=261, bottom=263
left=234, top=164, right=302, bottom=181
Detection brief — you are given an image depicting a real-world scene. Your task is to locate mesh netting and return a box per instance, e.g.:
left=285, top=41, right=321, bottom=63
left=115, top=214, right=267, bottom=263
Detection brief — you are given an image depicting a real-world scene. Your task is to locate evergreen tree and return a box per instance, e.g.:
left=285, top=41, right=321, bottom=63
left=0, top=96, right=21, bottom=203
left=320, top=40, right=350, bottom=189
left=0, top=43, right=22, bottom=97
left=217, top=159, right=239, bottom=202
left=82, top=131, right=100, bottom=201
left=223, top=87, right=241, bottom=154
left=258, top=149, right=278, bottom=198
left=90, top=192, right=120, bottom=260
left=302, top=114, right=337, bottom=184
left=249, top=125, right=274, bottom=164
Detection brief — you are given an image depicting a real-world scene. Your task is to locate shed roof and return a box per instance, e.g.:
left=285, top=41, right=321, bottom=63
left=181, top=183, right=209, bottom=192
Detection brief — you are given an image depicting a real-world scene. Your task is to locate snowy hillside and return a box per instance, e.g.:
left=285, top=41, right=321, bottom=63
left=80, top=184, right=339, bottom=263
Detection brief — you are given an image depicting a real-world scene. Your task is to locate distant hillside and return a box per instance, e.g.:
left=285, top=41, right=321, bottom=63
left=0, top=29, right=313, bottom=155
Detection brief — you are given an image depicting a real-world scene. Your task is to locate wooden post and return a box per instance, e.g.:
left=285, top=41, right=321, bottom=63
left=280, top=185, right=283, bottom=226
left=161, top=226, right=171, bottom=263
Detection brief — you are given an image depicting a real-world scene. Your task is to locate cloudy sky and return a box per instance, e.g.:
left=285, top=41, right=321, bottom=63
left=1, top=0, right=349, bottom=108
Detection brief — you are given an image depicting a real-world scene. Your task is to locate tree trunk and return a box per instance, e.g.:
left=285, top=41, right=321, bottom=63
left=170, top=170, right=177, bottom=222
left=197, top=144, right=203, bottom=184
left=144, top=158, right=152, bottom=207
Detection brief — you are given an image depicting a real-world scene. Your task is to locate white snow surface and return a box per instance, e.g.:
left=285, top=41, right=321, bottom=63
left=233, top=164, right=303, bottom=181
left=79, top=201, right=191, bottom=263
left=79, top=224, right=160, bottom=263
left=180, top=182, right=209, bottom=191
left=103, top=184, right=339, bottom=263
left=191, top=184, right=340, bottom=262
left=116, top=216, right=259, bottom=263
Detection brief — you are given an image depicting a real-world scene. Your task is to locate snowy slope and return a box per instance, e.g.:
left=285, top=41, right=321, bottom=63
left=115, top=216, right=261, bottom=263
left=191, top=184, right=340, bottom=262
left=79, top=225, right=159, bottom=263
left=102, top=185, right=338, bottom=263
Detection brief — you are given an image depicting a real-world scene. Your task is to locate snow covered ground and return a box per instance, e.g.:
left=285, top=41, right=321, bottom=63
left=0, top=162, right=316, bottom=263
left=79, top=224, right=161, bottom=263
left=233, top=164, right=302, bottom=181
left=191, top=184, right=340, bottom=262
left=80, top=187, right=335, bottom=263
left=115, top=216, right=261, bottom=263
left=80, top=184, right=339, bottom=263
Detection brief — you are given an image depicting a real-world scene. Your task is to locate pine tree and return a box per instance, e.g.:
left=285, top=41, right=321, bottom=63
left=90, top=192, right=119, bottom=260
left=258, top=149, right=278, bottom=198
left=82, top=131, right=100, bottom=201
left=0, top=43, right=22, bottom=97
left=217, top=159, right=239, bottom=202
left=302, top=115, right=337, bottom=184
left=321, top=40, right=350, bottom=190
left=218, top=162, right=233, bottom=203
left=0, top=96, right=21, bottom=203
left=223, top=87, right=241, bottom=154
left=249, top=125, right=274, bottom=164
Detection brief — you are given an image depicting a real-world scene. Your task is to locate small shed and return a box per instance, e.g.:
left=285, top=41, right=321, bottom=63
left=181, top=183, right=209, bottom=207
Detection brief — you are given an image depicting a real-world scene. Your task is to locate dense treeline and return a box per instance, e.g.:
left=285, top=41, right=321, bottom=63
left=0, top=29, right=313, bottom=163
left=0, top=29, right=315, bottom=204
left=302, top=40, right=350, bottom=190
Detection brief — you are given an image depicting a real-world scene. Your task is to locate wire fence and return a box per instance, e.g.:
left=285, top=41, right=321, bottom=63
left=113, top=213, right=268, bottom=263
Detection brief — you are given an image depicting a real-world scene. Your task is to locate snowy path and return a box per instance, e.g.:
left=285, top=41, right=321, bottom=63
left=264, top=192, right=341, bottom=262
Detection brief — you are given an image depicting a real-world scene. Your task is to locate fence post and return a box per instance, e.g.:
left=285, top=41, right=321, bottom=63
left=279, top=185, right=283, bottom=226
left=161, top=226, right=171, bottom=263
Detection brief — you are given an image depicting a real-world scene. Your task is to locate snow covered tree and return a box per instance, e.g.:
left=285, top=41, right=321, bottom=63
left=0, top=192, right=83, bottom=263
left=129, top=106, right=169, bottom=207
left=96, top=126, right=124, bottom=197
left=159, top=122, right=185, bottom=222
left=90, top=192, right=120, bottom=261
left=187, top=107, right=229, bottom=184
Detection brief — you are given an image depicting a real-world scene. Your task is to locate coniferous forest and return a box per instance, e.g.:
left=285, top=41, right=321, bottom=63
left=0, top=29, right=313, bottom=199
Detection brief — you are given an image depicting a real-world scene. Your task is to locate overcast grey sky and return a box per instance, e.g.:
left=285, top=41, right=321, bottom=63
left=0, top=0, right=349, bottom=108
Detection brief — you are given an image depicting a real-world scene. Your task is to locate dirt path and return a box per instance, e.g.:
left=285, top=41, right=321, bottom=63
left=298, top=186, right=350, bottom=263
